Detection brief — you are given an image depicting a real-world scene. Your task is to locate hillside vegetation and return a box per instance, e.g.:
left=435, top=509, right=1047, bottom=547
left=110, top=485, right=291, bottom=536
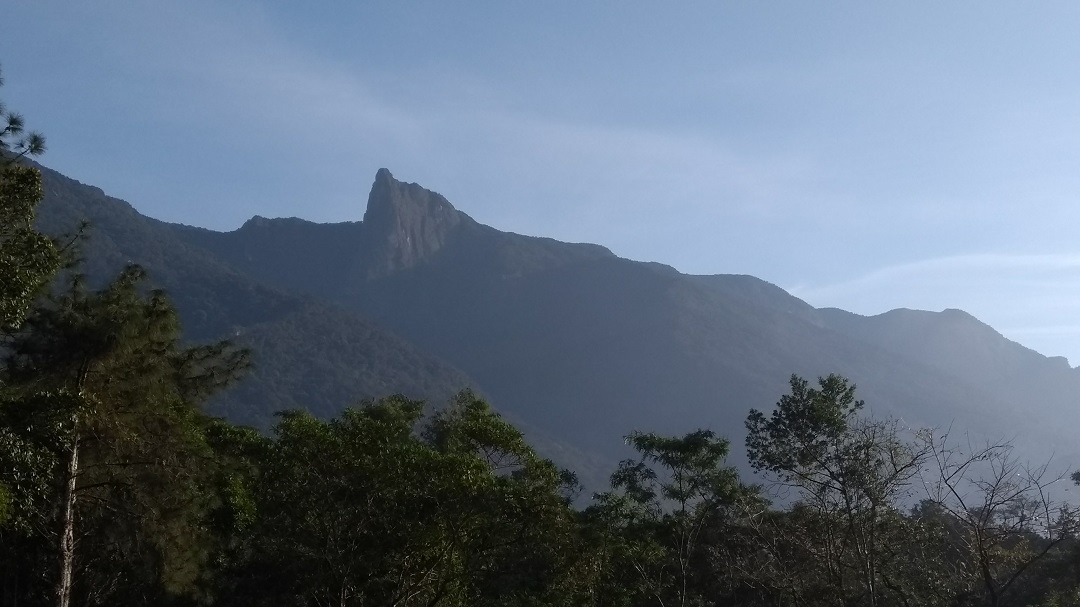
left=6, top=72, right=1080, bottom=606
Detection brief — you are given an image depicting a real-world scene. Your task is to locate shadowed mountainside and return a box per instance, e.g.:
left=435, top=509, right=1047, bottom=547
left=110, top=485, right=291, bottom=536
left=34, top=165, right=1080, bottom=480
left=32, top=164, right=477, bottom=429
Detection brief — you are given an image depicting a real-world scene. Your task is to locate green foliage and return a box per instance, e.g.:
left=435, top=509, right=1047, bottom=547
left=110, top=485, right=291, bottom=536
left=745, top=374, right=943, bottom=607
left=1, top=60, right=1075, bottom=604
left=0, top=65, right=46, bottom=161
left=211, top=391, right=583, bottom=607
left=745, top=373, right=862, bottom=477
left=2, top=328, right=1076, bottom=607
left=589, top=429, right=758, bottom=607
left=0, top=266, right=248, bottom=606
left=0, top=68, right=60, bottom=333
left=1040, top=587, right=1080, bottom=607
left=0, top=166, right=59, bottom=332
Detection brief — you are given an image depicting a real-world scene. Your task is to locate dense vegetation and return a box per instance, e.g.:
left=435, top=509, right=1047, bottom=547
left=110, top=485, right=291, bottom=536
left=6, top=69, right=1080, bottom=607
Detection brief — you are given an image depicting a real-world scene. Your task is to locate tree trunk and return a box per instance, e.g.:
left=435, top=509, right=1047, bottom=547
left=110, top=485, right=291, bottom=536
left=53, top=434, right=78, bottom=607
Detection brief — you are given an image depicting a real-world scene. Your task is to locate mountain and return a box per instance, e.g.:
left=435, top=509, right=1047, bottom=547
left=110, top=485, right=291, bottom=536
left=33, top=164, right=1080, bottom=482
left=32, top=164, right=478, bottom=429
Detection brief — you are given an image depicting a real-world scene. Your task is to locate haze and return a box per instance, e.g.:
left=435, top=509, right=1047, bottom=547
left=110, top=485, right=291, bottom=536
left=4, top=2, right=1080, bottom=362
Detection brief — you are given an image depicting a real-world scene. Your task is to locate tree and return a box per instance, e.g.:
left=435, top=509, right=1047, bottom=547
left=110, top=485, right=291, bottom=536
left=745, top=374, right=937, bottom=607
left=0, top=64, right=57, bottom=334
left=921, top=430, right=1079, bottom=607
left=1, top=266, right=248, bottom=607
left=223, top=391, right=580, bottom=607
left=0, top=64, right=64, bottom=605
left=589, top=429, right=756, bottom=607
left=0, top=65, right=46, bottom=162
left=421, top=391, right=585, bottom=606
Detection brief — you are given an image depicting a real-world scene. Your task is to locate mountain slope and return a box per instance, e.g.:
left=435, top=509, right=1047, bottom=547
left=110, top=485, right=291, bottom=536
left=164, top=169, right=1080, bottom=469
left=35, top=163, right=1080, bottom=480
left=33, top=164, right=478, bottom=428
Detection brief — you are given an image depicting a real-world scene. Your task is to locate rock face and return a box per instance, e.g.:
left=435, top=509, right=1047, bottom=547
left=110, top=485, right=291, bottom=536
left=33, top=162, right=1080, bottom=488
left=362, top=168, right=466, bottom=276
left=30, top=162, right=478, bottom=429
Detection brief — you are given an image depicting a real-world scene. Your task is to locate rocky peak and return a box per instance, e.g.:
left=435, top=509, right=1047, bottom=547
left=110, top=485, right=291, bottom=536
left=362, top=169, right=466, bottom=276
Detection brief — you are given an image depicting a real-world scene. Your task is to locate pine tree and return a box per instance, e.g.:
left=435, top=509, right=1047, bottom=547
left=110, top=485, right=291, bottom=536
left=1, top=267, right=248, bottom=606
left=0, top=63, right=57, bottom=334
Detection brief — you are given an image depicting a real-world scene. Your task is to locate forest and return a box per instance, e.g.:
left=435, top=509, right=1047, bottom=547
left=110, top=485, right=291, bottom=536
left=4, top=75, right=1080, bottom=607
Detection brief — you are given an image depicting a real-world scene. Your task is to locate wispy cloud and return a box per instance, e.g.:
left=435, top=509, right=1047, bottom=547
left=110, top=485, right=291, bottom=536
left=21, top=1, right=822, bottom=240
left=11, top=2, right=1080, bottom=366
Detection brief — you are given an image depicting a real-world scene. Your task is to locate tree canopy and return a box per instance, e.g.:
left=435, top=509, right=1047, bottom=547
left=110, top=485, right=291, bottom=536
left=3, top=64, right=1080, bottom=607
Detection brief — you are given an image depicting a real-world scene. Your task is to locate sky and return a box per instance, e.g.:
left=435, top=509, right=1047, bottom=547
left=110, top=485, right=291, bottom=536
left=5, top=2, right=1080, bottom=363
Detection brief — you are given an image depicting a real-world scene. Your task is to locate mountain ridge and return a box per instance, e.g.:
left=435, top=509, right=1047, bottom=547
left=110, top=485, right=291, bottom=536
left=168, top=169, right=1080, bottom=463
left=32, top=162, right=481, bottom=428
left=32, top=163, right=1080, bottom=482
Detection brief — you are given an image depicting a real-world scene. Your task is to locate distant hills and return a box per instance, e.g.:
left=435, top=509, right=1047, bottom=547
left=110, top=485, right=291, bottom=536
left=33, top=163, right=1080, bottom=484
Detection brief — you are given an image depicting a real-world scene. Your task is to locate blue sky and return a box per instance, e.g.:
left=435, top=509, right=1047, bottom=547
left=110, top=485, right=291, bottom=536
left=5, top=2, right=1080, bottom=363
